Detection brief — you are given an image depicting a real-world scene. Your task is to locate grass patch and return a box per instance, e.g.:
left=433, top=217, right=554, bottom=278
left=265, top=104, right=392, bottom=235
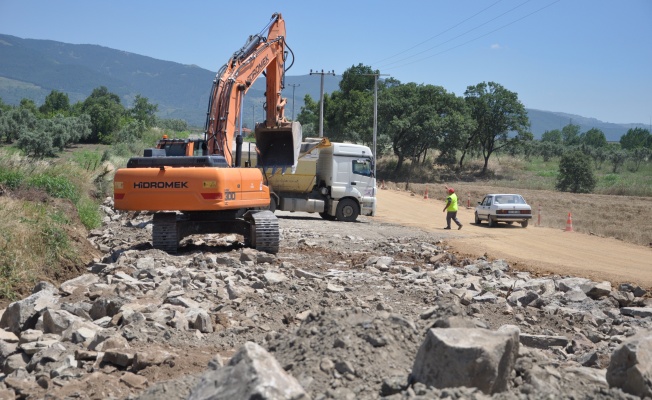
left=0, top=150, right=105, bottom=299
left=28, top=174, right=81, bottom=203
left=77, top=197, right=103, bottom=230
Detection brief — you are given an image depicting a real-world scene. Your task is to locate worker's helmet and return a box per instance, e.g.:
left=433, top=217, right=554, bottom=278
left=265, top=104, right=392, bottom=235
left=447, top=188, right=455, bottom=194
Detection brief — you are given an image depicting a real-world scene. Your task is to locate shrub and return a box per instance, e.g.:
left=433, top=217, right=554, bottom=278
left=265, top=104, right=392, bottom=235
left=0, top=169, right=25, bottom=189
left=556, top=150, right=596, bottom=193
left=28, top=174, right=80, bottom=203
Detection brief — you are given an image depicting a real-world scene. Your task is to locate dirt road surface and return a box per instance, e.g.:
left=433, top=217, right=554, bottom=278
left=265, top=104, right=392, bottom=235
left=375, top=189, right=652, bottom=288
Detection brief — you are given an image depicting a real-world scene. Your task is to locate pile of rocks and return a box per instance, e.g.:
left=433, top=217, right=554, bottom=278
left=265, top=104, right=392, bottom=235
left=0, top=204, right=651, bottom=399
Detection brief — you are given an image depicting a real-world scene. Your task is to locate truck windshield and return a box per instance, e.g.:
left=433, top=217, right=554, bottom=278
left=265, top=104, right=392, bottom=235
left=352, top=159, right=372, bottom=177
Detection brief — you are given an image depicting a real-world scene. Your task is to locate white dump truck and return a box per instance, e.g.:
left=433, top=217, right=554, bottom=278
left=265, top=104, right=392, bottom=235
left=240, top=137, right=376, bottom=221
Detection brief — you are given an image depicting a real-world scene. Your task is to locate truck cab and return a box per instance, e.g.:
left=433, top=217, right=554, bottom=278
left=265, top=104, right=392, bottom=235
left=317, top=143, right=376, bottom=220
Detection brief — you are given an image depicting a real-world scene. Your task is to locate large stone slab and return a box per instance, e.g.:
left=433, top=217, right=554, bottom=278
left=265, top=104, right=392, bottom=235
left=411, top=325, right=519, bottom=394
left=607, top=332, right=652, bottom=398
left=188, top=341, right=308, bottom=400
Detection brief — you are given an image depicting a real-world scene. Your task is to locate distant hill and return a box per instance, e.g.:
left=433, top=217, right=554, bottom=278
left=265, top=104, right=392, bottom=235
left=0, top=34, right=646, bottom=140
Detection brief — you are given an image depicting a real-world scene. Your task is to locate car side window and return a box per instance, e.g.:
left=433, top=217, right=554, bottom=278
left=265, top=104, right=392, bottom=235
left=483, top=197, right=492, bottom=206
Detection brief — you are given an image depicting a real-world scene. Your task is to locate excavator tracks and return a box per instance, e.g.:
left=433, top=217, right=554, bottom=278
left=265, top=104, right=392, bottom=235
left=245, top=211, right=280, bottom=254
left=151, top=211, right=279, bottom=255
left=152, top=212, right=179, bottom=254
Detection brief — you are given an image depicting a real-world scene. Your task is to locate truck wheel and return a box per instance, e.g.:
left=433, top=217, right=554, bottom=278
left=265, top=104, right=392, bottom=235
left=336, top=199, right=359, bottom=222
left=319, top=213, right=336, bottom=221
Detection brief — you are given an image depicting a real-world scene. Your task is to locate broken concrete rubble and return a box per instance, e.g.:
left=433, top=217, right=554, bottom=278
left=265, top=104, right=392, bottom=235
left=0, top=201, right=649, bottom=399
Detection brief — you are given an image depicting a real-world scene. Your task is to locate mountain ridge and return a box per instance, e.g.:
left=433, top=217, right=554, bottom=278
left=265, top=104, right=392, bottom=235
left=0, top=33, right=646, bottom=141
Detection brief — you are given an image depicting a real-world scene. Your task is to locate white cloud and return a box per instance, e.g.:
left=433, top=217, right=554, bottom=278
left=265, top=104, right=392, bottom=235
left=491, top=43, right=502, bottom=50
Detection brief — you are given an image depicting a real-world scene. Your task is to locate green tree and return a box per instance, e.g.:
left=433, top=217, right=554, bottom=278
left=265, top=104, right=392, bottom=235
left=130, top=95, right=158, bottom=127
left=609, top=148, right=628, bottom=173
left=155, top=118, right=188, bottom=132
left=323, top=64, right=377, bottom=144
left=39, top=90, right=71, bottom=116
left=296, top=94, right=320, bottom=137
left=541, top=129, right=562, bottom=143
left=377, top=82, right=420, bottom=172
left=339, top=64, right=376, bottom=95
left=461, top=82, right=531, bottom=174
left=561, top=124, right=581, bottom=146
left=620, top=127, right=651, bottom=150
left=376, top=82, right=473, bottom=171
left=537, top=141, right=563, bottom=162
left=19, top=98, right=39, bottom=116
left=588, top=146, right=609, bottom=169
left=556, top=150, right=596, bottom=193
left=0, top=97, right=10, bottom=115
left=16, top=123, right=55, bottom=158
left=0, top=108, right=37, bottom=143
left=81, top=86, right=125, bottom=143
left=580, top=128, right=607, bottom=148
left=629, top=147, right=650, bottom=172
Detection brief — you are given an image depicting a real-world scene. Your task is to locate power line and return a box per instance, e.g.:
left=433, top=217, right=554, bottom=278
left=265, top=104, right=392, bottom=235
left=372, top=0, right=505, bottom=66
left=382, top=0, right=560, bottom=72
left=376, top=0, right=535, bottom=70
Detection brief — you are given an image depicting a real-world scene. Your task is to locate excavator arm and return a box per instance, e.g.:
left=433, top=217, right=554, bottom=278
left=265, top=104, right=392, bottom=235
left=205, top=13, right=300, bottom=170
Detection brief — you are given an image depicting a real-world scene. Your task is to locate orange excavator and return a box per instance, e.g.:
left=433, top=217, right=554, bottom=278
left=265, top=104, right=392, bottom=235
left=113, top=13, right=301, bottom=254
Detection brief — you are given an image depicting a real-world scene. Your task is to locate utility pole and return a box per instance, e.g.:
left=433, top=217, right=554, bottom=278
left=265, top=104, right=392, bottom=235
left=359, top=72, right=388, bottom=178
left=288, top=83, right=300, bottom=120
left=309, top=69, right=335, bottom=137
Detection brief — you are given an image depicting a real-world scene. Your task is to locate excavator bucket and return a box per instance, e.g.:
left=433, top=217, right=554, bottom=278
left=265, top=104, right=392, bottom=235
left=255, top=121, right=302, bottom=172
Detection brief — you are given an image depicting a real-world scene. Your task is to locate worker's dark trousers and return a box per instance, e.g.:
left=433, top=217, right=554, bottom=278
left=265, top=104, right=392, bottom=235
left=446, top=211, right=462, bottom=228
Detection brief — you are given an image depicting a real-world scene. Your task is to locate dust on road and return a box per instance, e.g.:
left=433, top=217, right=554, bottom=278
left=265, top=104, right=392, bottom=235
left=375, top=188, right=652, bottom=288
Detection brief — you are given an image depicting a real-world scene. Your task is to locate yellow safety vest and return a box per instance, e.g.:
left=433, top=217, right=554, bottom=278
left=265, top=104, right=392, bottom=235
left=446, top=193, right=458, bottom=212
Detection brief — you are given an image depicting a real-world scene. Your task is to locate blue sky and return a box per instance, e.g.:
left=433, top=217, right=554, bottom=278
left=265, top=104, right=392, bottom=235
left=0, top=0, right=650, bottom=124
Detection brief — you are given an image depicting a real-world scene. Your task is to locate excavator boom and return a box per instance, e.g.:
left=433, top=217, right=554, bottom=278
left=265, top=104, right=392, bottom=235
left=205, top=12, right=300, bottom=170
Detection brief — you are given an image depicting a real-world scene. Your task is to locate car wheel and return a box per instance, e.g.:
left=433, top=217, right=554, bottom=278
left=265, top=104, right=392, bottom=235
left=474, top=212, right=481, bottom=224
left=336, top=199, right=359, bottom=222
left=488, top=215, right=496, bottom=227
left=521, top=220, right=529, bottom=228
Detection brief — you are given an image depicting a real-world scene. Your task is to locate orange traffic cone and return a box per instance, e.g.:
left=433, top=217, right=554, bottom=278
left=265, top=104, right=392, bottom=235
left=424, top=189, right=429, bottom=199
left=564, top=212, right=574, bottom=232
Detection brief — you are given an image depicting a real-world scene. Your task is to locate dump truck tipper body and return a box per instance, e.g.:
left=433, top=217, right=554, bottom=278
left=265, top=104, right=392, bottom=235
left=262, top=139, right=376, bottom=222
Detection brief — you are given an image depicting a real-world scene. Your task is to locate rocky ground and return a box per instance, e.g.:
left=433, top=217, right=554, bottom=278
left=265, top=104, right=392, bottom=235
left=1, top=198, right=652, bottom=399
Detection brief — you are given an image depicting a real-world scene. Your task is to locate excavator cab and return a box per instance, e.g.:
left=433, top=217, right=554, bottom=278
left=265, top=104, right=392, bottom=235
left=254, top=121, right=302, bottom=172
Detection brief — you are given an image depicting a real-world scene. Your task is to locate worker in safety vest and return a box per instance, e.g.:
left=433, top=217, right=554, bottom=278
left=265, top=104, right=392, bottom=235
left=442, top=186, right=463, bottom=230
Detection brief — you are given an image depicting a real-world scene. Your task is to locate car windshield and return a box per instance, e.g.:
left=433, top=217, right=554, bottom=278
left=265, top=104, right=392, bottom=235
left=494, top=195, right=525, bottom=204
